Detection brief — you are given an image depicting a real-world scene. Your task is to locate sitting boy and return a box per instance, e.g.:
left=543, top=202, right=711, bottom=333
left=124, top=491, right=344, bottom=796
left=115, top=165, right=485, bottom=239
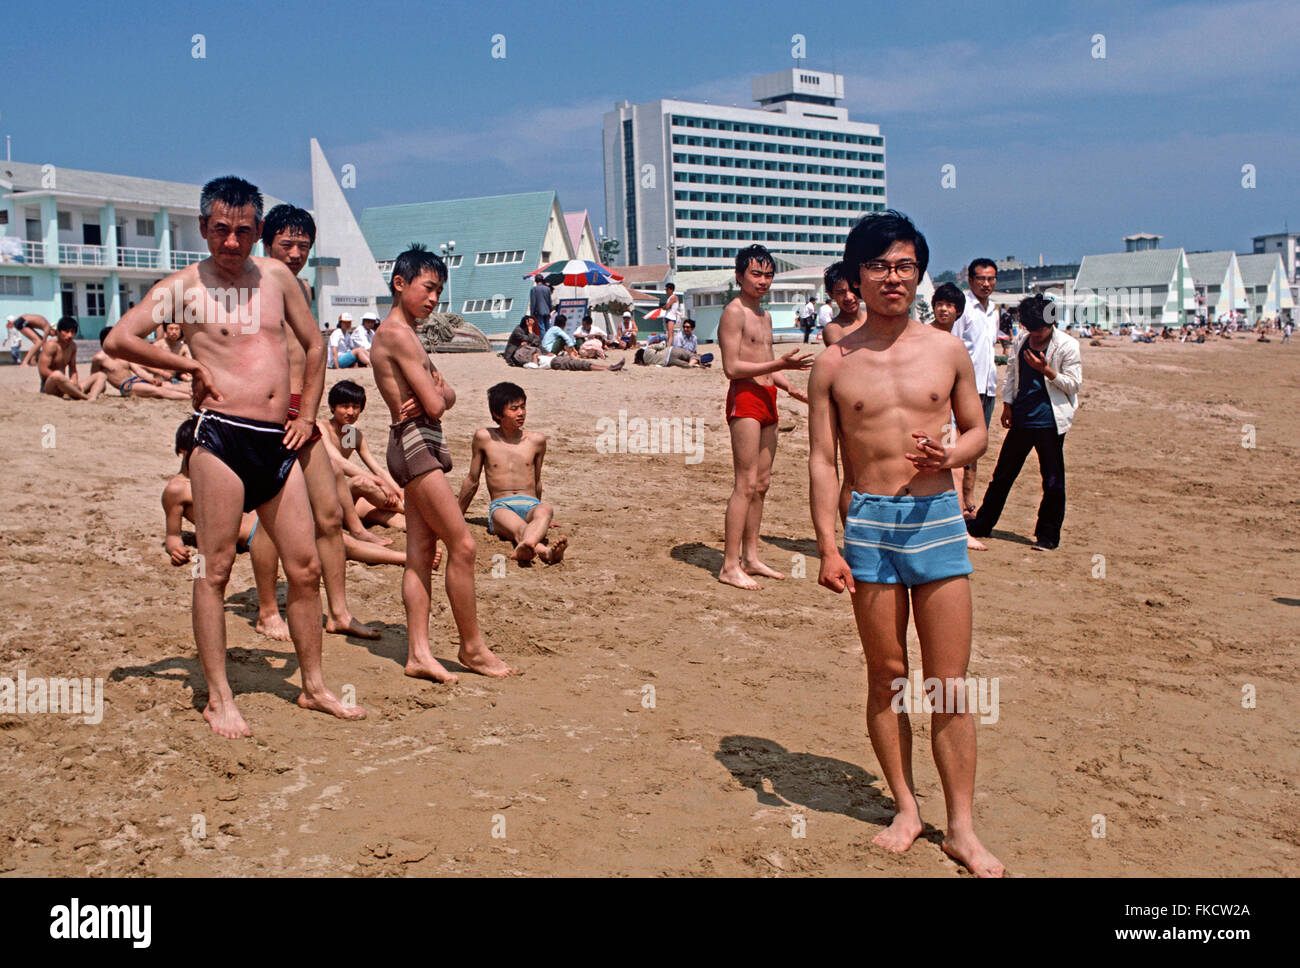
left=318, top=379, right=407, bottom=531
left=457, top=381, right=567, bottom=565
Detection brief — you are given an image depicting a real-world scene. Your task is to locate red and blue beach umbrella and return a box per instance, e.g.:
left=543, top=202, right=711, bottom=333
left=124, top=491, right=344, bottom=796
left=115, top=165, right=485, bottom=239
left=526, top=260, right=624, bottom=287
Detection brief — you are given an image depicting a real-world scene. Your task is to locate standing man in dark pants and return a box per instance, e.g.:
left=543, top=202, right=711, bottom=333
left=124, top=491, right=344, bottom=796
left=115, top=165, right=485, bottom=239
left=529, top=275, right=552, bottom=330
left=968, top=294, right=1082, bottom=551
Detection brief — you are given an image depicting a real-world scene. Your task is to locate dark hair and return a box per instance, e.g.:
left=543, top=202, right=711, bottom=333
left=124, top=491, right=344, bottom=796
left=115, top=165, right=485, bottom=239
left=842, top=210, right=929, bottom=290
left=968, top=258, right=998, bottom=281
left=261, top=203, right=316, bottom=248
left=582, top=313, right=593, bottom=324
left=932, top=282, right=966, bottom=314
left=665, top=282, right=675, bottom=291
left=175, top=415, right=198, bottom=456
left=554, top=314, right=567, bottom=328
left=734, top=243, right=775, bottom=276
left=200, top=175, right=264, bottom=222
left=56, top=316, right=79, bottom=333
left=390, top=243, right=448, bottom=296
left=1019, top=293, right=1054, bottom=331
left=633, top=348, right=645, bottom=364
left=823, top=260, right=852, bottom=294
left=520, top=314, right=535, bottom=325
left=682, top=318, right=695, bottom=327
left=488, top=381, right=526, bottom=422
left=98, top=326, right=112, bottom=346
left=328, top=379, right=366, bottom=408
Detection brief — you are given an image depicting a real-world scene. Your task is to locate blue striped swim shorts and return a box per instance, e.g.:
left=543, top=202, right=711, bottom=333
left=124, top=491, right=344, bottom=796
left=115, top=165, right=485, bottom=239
left=843, top=490, right=972, bottom=587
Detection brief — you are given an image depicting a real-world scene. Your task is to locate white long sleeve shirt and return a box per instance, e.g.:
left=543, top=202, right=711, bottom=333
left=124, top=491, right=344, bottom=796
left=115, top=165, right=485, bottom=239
left=954, top=296, right=1000, bottom=396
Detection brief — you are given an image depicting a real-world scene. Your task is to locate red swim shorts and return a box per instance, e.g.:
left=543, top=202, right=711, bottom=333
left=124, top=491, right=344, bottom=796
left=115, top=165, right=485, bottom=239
left=725, top=380, right=779, bottom=427
left=286, top=392, right=322, bottom=443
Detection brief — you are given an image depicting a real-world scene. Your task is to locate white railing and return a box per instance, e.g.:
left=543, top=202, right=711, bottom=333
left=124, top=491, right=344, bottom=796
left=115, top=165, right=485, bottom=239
left=170, top=250, right=206, bottom=269
left=58, top=242, right=107, bottom=266
left=116, top=246, right=161, bottom=270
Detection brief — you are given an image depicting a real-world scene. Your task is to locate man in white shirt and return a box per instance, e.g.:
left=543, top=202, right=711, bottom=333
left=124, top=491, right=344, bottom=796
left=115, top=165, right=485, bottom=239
left=817, top=297, right=835, bottom=334
left=328, top=314, right=357, bottom=368
left=350, top=311, right=378, bottom=366
left=952, top=258, right=1000, bottom=518
left=799, top=295, right=817, bottom=343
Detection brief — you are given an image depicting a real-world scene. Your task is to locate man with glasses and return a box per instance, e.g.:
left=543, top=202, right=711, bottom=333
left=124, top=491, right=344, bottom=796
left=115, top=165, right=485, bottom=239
left=953, top=259, right=1000, bottom=522
left=809, top=210, right=1003, bottom=877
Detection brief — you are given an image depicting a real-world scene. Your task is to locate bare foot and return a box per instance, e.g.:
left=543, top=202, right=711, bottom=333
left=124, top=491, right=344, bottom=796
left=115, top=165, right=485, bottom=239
left=325, top=615, right=381, bottom=640
left=718, top=565, right=762, bottom=590
left=297, top=689, right=367, bottom=721
left=457, top=644, right=518, bottom=678
left=255, top=614, right=291, bottom=642
left=431, top=543, right=443, bottom=571
left=513, top=542, right=537, bottom=564
left=202, top=699, right=252, bottom=739
left=405, top=656, right=459, bottom=684
left=942, top=830, right=1005, bottom=877
left=352, top=528, right=393, bottom=547
left=742, top=557, right=785, bottom=580
left=538, top=535, right=567, bottom=564
left=872, top=811, right=923, bottom=853
left=966, top=535, right=987, bottom=551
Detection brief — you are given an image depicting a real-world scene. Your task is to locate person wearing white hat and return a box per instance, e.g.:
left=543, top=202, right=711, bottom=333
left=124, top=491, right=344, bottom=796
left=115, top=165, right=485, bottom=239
left=618, top=310, right=638, bottom=350
left=350, top=311, right=379, bottom=366
left=328, top=314, right=357, bottom=368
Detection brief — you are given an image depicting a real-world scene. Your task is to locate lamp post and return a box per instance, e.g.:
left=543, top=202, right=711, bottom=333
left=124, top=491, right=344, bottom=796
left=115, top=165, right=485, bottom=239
left=439, top=240, right=455, bottom=314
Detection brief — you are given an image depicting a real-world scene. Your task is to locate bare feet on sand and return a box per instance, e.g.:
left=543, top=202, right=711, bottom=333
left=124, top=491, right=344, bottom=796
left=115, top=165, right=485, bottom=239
left=513, top=542, right=537, bottom=565
left=405, top=656, right=459, bottom=684
left=255, top=614, right=291, bottom=642
left=941, top=830, right=1005, bottom=877
left=742, top=556, right=785, bottom=580
left=325, top=615, right=381, bottom=640
left=966, top=535, right=987, bottom=551
left=872, top=811, right=924, bottom=853
left=352, top=529, right=393, bottom=547
left=203, top=699, right=253, bottom=739
left=538, top=535, right=567, bottom=564
left=297, top=689, right=367, bottom=721
left=457, top=644, right=518, bottom=678
left=718, top=565, right=762, bottom=590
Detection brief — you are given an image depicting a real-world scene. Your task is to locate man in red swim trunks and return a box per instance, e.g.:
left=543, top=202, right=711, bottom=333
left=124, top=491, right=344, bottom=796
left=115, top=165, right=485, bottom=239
left=717, top=243, right=813, bottom=589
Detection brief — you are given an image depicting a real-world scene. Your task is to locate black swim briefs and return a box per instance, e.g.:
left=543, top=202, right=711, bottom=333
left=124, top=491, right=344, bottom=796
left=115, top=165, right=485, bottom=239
left=193, top=409, right=298, bottom=512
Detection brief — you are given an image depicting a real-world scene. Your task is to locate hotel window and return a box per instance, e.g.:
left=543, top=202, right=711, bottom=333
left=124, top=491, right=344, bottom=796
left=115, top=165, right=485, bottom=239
left=462, top=296, right=513, bottom=314
left=475, top=250, right=524, bottom=265
left=443, top=254, right=463, bottom=267
left=136, top=219, right=155, bottom=237
left=86, top=282, right=105, bottom=316
left=0, top=275, right=33, bottom=296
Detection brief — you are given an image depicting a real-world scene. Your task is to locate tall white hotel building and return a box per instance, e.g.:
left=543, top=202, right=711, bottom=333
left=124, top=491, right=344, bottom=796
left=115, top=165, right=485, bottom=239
left=602, top=68, right=886, bottom=273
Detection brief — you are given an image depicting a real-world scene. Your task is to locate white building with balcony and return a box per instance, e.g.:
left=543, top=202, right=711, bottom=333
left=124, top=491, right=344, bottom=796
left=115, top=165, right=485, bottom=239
left=0, top=160, right=282, bottom=336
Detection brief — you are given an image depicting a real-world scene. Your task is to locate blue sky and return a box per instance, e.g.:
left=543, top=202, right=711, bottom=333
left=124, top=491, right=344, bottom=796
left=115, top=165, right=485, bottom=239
left=2, top=0, right=1296, bottom=272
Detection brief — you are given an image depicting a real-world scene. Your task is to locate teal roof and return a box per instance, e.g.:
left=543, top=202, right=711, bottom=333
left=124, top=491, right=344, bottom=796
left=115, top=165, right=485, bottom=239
left=361, top=191, right=559, bottom=325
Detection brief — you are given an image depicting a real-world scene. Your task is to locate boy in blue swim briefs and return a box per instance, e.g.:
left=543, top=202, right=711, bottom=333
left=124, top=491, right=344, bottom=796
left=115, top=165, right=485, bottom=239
left=808, top=210, right=1003, bottom=877
left=458, top=381, right=567, bottom=566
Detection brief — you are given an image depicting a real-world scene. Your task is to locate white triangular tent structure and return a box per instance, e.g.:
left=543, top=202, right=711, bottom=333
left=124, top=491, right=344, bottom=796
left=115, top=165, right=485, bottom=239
left=309, top=138, right=389, bottom=328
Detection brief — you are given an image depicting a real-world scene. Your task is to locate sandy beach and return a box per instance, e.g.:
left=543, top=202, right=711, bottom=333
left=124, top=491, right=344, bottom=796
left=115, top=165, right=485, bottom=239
left=0, top=335, right=1296, bottom=877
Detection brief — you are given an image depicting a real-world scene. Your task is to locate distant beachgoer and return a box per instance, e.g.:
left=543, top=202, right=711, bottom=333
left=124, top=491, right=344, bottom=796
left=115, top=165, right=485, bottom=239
left=371, top=243, right=516, bottom=681
left=155, top=321, right=194, bottom=382
left=660, top=282, right=681, bottom=365
left=634, top=343, right=698, bottom=367
left=799, top=294, right=817, bottom=343
left=931, top=284, right=986, bottom=552
left=718, top=244, right=812, bottom=590
left=969, top=293, right=1082, bottom=551
left=952, top=258, right=1000, bottom=525
left=518, top=343, right=624, bottom=371
left=329, top=314, right=358, bottom=368
left=37, top=317, right=92, bottom=399
left=351, top=312, right=379, bottom=366
left=529, top=276, right=553, bottom=327
left=618, top=311, right=638, bottom=349
left=8, top=313, right=50, bottom=366
left=85, top=327, right=192, bottom=401
left=504, top=314, right=542, bottom=366
left=542, top=315, right=576, bottom=355
left=577, top=315, right=607, bottom=358
left=821, top=261, right=867, bottom=346
left=458, top=381, right=567, bottom=565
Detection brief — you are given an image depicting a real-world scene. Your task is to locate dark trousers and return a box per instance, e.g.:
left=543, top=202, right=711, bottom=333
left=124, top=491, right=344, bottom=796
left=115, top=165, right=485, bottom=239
left=801, top=320, right=813, bottom=343
left=970, top=425, right=1066, bottom=545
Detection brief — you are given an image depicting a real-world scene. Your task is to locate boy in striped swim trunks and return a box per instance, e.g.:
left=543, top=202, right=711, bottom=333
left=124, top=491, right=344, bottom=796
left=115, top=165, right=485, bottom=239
left=457, top=381, right=567, bottom=565
left=371, top=245, right=516, bottom=683
left=808, top=210, right=1004, bottom=877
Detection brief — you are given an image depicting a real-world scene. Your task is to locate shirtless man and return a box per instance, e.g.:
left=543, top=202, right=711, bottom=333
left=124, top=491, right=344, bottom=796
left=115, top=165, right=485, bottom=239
left=808, top=210, right=1002, bottom=877
left=155, top=321, right=194, bottom=382
left=105, top=175, right=364, bottom=737
left=85, top=327, right=192, bottom=401
left=370, top=243, right=516, bottom=682
left=717, top=244, right=812, bottom=590
left=261, top=203, right=382, bottom=640
left=458, top=381, right=567, bottom=565
left=821, top=261, right=867, bottom=347
left=9, top=313, right=50, bottom=367
left=37, top=317, right=91, bottom=399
